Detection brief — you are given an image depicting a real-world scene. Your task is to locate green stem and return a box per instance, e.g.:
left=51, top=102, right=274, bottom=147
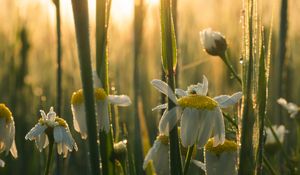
left=183, top=145, right=194, bottom=175
left=71, top=1, right=101, bottom=174
left=263, top=154, right=278, bottom=175
left=96, top=0, right=115, bottom=174
left=221, top=52, right=242, bottom=85
left=44, top=137, right=54, bottom=175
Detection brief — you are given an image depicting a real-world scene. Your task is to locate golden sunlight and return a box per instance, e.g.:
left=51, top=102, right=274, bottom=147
left=146, top=0, right=160, bottom=5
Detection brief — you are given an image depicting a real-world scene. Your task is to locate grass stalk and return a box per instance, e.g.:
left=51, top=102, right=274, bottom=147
left=54, top=1, right=62, bottom=174
left=44, top=134, right=54, bottom=175
left=183, top=145, right=194, bottom=175
left=160, top=0, right=182, bottom=174
left=133, top=0, right=145, bottom=174
left=238, top=0, right=255, bottom=174
left=71, top=1, right=101, bottom=174
left=96, top=0, right=115, bottom=174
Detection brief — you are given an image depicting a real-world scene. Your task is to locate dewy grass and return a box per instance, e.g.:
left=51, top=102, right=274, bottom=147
left=160, top=0, right=182, bottom=174
left=71, top=1, right=101, bottom=175
left=96, top=0, right=115, bottom=174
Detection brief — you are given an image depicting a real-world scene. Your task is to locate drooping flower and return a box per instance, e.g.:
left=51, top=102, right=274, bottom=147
left=0, top=104, right=18, bottom=167
left=25, top=107, right=78, bottom=158
left=199, top=28, right=227, bottom=57
left=193, top=138, right=238, bottom=175
left=151, top=76, right=242, bottom=148
left=71, top=73, right=131, bottom=138
left=143, top=134, right=169, bottom=175
left=277, top=98, right=300, bottom=118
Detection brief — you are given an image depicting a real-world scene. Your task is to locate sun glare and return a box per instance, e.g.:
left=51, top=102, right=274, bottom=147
left=147, top=0, right=160, bottom=5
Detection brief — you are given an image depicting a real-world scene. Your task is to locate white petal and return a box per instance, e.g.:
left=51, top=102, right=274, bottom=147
left=158, top=107, right=181, bottom=135
left=97, top=100, right=110, bottom=133
left=197, top=113, right=215, bottom=148
left=192, top=160, right=206, bottom=171
left=175, top=88, right=188, bottom=97
left=181, top=108, right=201, bottom=147
left=277, top=98, right=300, bottom=118
left=54, top=126, right=65, bottom=143
left=213, top=108, right=225, bottom=146
left=71, top=104, right=87, bottom=139
left=93, top=70, right=103, bottom=88
left=199, top=75, right=208, bottom=96
left=47, top=107, right=56, bottom=121
left=25, top=124, right=47, bottom=140
left=40, top=110, right=47, bottom=119
left=35, top=133, right=48, bottom=152
left=0, top=158, right=5, bottom=167
left=10, top=140, right=18, bottom=158
left=143, top=141, right=159, bottom=169
left=151, top=79, right=178, bottom=104
left=108, top=95, right=131, bottom=106
left=152, top=103, right=168, bottom=111
left=214, top=92, right=243, bottom=108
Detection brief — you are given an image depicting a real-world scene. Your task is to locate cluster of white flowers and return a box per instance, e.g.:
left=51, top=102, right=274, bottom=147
left=144, top=76, right=242, bottom=174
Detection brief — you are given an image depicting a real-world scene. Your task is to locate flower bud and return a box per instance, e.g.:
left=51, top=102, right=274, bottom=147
left=199, top=28, right=227, bottom=57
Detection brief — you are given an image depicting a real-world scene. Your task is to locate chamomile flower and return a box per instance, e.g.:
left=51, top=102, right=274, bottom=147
left=25, top=107, right=78, bottom=158
left=199, top=28, right=227, bottom=57
left=151, top=76, right=242, bottom=148
left=193, top=138, right=238, bottom=175
left=277, top=98, right=300, bottom=118
left=0, top=104, right=18, bottom=167
left=0, top=104, right=18, bottom=157
left=143, top=134, right=169, bottom=175
left=71, top=73, right=131, bottom=138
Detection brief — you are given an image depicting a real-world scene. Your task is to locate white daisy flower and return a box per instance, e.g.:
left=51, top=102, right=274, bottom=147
left=0, top=104, right=18, bottom=160
left=71, top=87, right=131, bottom=138
left=143, top=134, right=169, bottom=175
left=151, top=76, right=242, bottom=148
left=193, top=138, right=238, bottom=175
left=25, top=107, right=78, bottom=158
left=199, top=28, right=227, bottom=57
left=265, top=125, right=287, bottom=145
left=277, top=98, right=300, bottom=118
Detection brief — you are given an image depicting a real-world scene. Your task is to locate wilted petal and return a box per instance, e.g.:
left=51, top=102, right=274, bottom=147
left=197, top=113, right=215, bottom=148
left=214, top=92, right=242, bottom=108
left=175, top=88, right=188, bottom=97
left=151, top=79, right=178, bottom=104
left=192, top=160, right=206, bottom=171
left=0, top=158, right=5, bottom=167
left=213, top=108, right=225, bottom=146
left=181, top=108, right=201, bottom=147
left=10, top=140, right=17, bottom=158
left=158, top=107, right=181, bottom=135
left=71, top=104, right=87, bottom=139
left=108, top=95, right=131, bottom=106
left=152, top=103, right=168, bottom=111
left=25, top=124, right=47, bottom=141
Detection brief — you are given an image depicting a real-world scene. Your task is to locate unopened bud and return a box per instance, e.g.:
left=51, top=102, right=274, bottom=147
left=199, top=28, right=227, bottom=57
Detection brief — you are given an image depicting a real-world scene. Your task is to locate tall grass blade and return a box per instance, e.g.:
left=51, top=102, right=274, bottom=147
left=71, top=1, right=101, bottom=174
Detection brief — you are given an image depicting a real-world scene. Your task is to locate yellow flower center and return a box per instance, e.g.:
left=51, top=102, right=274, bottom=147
left=205, top=138, right=237, bottom=155
left=38, top=117, right=68, bottom=128
left=71, top=88, right=107, bottom=105
left=94, top=88, right=107, bottom=101
left=0, top=104, right=13, bottom=122
left=157, top=134, right=169, bottom=145
left=177, top=95, right=218, bottom=110
left=55, top=117, right=68, bottom=128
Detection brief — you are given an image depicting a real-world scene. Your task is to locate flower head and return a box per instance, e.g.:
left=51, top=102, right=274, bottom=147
left=199, top=28, right=227, bottom=57
left=0, top=104, right=18, bottom=167
left=193, top=138, right=238, bottom=175
left=25, top=107, right=77, bottom=158
left=143, top=134, right=169, bottom=175
left=151, top=76, right=242, bottom=148
left=277, top=98, right=299, bottom=118
left=71, top=73, right=131, bottom=138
